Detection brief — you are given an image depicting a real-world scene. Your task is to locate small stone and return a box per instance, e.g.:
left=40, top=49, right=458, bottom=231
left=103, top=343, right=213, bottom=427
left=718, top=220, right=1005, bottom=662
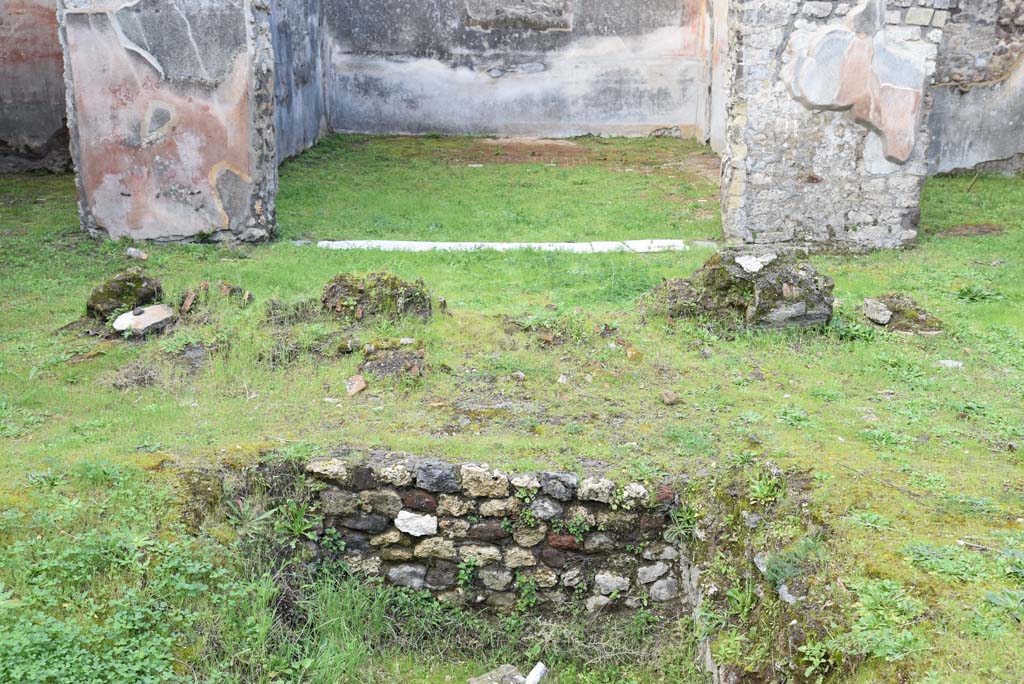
left=358, top=489, right=402, bottom=517
left=530, top=497, right=563, bottom=521
left=578, top=477, right=616, bottom=503
left=370, top=529, right=402, bottom=546
left=461, top=464, right=510, bottom=497
left=458, top=543, right=503, bottom=565
left=638, top=562, right=670, bottom=584
left=373, top=462, right=414, bottom=487
left=643, top=543, right=680, bottom=561
left=467, top=519, right=509, bottom=541
left=479, top=566, right=513, bottom=591
left=660, top=390, right=682, bottom=406
left=468, top=665, right=524, bottom=684
left=402, top=489, right=438, bottom=512
left=394, top=510, right=438, bottom=537
left=863, top=298, right=893, bottom=325
left=778, top=584, right=800, bottom=605
left=416, top=461, right=461, bottom=493
left=87, top=268, right=162, bottom=321
left=655, top=485, right=676, bottom=505
left=538, top=472, right=577, bottom=501
left=125, top=247, right=148, bottom=260
left=510, top=472, right=539, bottom=489
left=486, top=592, right=517, bottom=613
left=621, top=482, right=649, bottom=509
left=346, top=374, right=367, bottom=396
left=504, top=547, right=537, bottom=569
left=306, top=458, right=351, bottom=485
left=426, top=561, right=458, bottom=589
left=340, top=513, right=391, bottom=533
left=548, top=533, right=583, bottom=551
left=349, top=466, right=378, bottom=490
left=594, top=571, right=630, bottom=595
left=583, top=532, right=614, bottom=553
left=741, top=510, right=762, bottom=529
left=512, top=523, right=547, bottom=548
left=387, top=564, right=426, bottom=589
left=649, top=578, right=679, bottom=602
left=937, top=360, right=964, bottom=369
left=414, top=537, right=458, bottom=561
left=540, top=547, right=567, bottom=568
left=439, top=518, right=471, bottom=539
left=586, top=595, right=612, bottom=612
left=380, top=545, right=414, bottom=561
left=112, top=304, right=176, bottom=336
left=531, top=566, right=559, bottom=588
left=561, top=567, right=585, bottom=588
left=480, top=497, right=520, bottom=517
left=437, top=494, right=476, bottom=516
left=320, top=488, right=358, bottom=515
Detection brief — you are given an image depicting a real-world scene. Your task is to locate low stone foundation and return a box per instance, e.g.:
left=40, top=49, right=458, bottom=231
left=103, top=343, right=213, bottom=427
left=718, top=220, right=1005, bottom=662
left=305, top=451, right=692, bottom=614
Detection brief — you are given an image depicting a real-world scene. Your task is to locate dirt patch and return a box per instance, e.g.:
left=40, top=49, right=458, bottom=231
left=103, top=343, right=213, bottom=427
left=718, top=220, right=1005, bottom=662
left=937, top=223, right=1006, bottom=237
left=111, top=359, right=161, bottom=390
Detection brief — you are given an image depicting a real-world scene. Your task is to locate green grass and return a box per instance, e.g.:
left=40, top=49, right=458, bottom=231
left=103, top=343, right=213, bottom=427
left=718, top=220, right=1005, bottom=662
left=276, top=135, right=721, bottom=243
left=1, top=137, right=1024, bottom=683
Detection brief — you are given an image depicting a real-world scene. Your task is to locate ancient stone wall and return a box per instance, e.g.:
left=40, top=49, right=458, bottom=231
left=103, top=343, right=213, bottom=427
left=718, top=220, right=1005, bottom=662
left=0, top=0, right=69, bottom=172
left=57, top=0, right=277, bottom=243
left=721, top=0, right=945, bottom=250
left=321, top=0, right=716, bottom=138
left=305, top=453, right=692, bottom=613
left=271, top=0, right=327, bottom=162
left=927, top=0, right=1024, bottom=174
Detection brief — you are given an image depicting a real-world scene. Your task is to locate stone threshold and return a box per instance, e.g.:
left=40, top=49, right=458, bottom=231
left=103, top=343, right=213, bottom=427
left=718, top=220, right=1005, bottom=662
left=315, top=239, right=690, bottom=253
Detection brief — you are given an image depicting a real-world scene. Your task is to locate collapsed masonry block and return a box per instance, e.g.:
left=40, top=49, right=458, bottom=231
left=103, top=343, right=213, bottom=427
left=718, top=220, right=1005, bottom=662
left=57, top=0, right=277, bottom=243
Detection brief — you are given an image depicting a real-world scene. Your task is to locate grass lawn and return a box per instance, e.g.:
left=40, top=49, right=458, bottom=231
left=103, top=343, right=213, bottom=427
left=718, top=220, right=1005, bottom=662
left=0, top=136, right=1022, bottom=683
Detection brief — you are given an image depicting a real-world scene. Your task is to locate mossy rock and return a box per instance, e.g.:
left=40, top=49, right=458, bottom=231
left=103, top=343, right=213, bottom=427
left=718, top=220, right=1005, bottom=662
left=86, top=267, right=163, bottom=321
left=653, top=251, right=834, bottom=330
left=868, top=293, right=943, bottom=334
left=322, top=272, right=433, bottom=321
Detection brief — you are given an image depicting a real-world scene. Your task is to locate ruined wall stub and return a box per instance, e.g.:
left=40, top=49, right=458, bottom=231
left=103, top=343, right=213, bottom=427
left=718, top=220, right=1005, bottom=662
left=0, top=0, right=70, bottom=173
left=58, top=0, right=278, bottom=243
left=322, top=0, right=713, bottom=138
left=927, top=0, right=1024, bottom=174
left=721, top=0, right=945, bottom=251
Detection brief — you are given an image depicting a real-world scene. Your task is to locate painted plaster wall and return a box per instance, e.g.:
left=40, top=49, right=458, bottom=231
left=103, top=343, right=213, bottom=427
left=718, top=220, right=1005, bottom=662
left=721, top=0, right=944, bottom=251
left=0, top=0, right=69, bottom=172
left=927, top=0, right=1024, bottom=174
left=58, top=0, right=277, bottom=243
left=271, top=0, right=328, bottom=162
left=321, top=0, right=713, bottom=137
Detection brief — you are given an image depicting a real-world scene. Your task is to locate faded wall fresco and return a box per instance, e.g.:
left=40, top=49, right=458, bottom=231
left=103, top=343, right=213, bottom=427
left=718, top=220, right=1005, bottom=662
left=59, top=0, right=277, bottom=242
left=322, top=0, right=714, bottom=138
left=721, top=0, right=945, bottom=251
left=0, top=0, right=69, bottom=172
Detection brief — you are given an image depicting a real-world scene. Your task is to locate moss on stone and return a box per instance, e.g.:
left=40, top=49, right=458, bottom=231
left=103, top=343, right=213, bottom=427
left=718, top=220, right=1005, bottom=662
left=322, top=271, right=433, bottom=321
left=86, top=267, right=163, bottom=321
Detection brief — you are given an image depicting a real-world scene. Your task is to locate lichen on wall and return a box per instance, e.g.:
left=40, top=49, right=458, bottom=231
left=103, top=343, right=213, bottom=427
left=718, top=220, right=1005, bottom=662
left=58, top=0, right=277, bottom=243
left=0, top=0, right=69, bottom=172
